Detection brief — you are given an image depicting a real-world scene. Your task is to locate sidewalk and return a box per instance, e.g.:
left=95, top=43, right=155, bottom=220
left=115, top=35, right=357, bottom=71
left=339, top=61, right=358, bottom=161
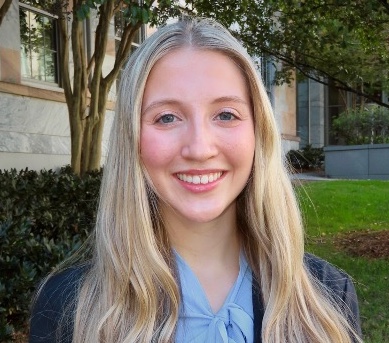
left=290, top=171, right=335, bottom=182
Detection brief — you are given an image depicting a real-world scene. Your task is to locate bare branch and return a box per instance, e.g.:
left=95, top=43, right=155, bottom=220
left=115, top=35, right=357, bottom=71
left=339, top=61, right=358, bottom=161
left=58, top=17, right=72, bottom=101
left=269, top=49, right=389, bottom=108
left=87, top=52, right=95, bottom=77
left=103, top=22, right=141, bottom=87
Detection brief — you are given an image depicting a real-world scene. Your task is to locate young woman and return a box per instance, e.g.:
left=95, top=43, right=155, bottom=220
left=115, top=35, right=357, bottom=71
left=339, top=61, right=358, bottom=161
left=29, top=18, right=362, bottom=343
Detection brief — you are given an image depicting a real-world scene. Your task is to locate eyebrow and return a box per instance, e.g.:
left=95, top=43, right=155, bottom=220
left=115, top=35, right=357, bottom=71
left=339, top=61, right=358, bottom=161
left=142, top=96, right=249, bottom=114
left=211, top=96, right=249, bottom=106
left=142, top=99, right=181, bottom=114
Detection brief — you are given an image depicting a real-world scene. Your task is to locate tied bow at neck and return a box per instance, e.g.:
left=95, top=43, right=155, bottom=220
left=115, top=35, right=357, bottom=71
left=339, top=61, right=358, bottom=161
left=204, top=303, right=253, bottom=343
left=174, top=250, right=254, bottom=343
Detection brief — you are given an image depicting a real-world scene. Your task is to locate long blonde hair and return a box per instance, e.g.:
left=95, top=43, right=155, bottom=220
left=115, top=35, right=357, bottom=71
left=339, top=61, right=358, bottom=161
left=69, top=18, right=361, bottom=342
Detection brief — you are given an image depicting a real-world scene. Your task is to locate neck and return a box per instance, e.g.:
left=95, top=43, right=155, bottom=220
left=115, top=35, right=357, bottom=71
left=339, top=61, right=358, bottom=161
left=162, top=204, right=242, bottom=313
left=162, top=205, right=241, bottom=270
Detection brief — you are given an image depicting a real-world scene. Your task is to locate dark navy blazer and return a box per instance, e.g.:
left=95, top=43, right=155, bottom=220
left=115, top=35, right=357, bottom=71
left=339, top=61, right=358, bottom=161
left=29, top=254, right=361, bottom=343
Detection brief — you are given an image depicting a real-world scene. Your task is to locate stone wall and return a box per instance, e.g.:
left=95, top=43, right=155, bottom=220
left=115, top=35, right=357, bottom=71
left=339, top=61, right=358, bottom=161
left=0, top=90, right=114, bottom=170
left=325, top=144, right=389, bottom=180
left=0, top=0, right=21, bottom=84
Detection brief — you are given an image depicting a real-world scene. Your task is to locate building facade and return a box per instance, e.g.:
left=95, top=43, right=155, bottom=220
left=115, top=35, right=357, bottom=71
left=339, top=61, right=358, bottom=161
left=0, top=0, right=299, bottom=171
left=297, top=75, right=389, bottom=150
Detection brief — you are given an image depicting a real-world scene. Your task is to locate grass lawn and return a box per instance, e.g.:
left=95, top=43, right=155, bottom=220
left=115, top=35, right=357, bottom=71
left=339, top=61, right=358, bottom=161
left=296, top=180, right=389, bottom=343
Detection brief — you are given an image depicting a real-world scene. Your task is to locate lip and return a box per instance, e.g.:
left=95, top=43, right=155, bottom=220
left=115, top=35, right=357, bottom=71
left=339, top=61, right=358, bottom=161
left=174, top=170, right=225, bottom=193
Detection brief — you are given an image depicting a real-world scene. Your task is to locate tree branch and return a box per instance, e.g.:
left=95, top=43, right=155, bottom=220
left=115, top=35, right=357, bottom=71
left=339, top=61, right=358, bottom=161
left=58, top=17, right=72, bottom=101
left=268, top=49, right=389, bottom=108
left=88, top=0, right=116, bottom=122
left=103, top=22, right=141, bottom=87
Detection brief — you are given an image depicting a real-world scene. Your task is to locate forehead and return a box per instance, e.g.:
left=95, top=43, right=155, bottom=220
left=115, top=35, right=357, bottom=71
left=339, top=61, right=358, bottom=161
left=150, top=47, right=246, bottom=78
left=142, top=48, right=250, bottom=106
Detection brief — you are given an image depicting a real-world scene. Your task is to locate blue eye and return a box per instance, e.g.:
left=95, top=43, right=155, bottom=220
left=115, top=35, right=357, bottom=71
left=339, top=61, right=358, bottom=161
left=158, top=114, right=176, bottom=124
left=217, top=111, right=236, bottom=121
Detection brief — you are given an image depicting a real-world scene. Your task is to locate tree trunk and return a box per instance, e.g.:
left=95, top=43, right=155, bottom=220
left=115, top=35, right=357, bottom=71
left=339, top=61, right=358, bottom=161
left=58, top=1, right=141, bottom=175
left=57, top=9, right=85, bottom=176
left=69, top=112, right=84, bottom=175
left=78, top=1, right=114, bottom=174
left=67, top=1, right=88, bottom=175
left=88, top=84, right=109, bottom=171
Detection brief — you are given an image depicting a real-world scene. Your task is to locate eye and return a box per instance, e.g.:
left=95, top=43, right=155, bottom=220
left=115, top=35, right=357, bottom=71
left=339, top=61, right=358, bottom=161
left=156, top=113, right=178, bottom=124
left=216, top=111, right=237, bottom=121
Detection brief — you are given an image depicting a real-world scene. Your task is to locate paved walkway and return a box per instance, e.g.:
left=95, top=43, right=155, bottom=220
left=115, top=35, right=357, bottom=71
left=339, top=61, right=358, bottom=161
left=290, top=172, right=335, bottom=181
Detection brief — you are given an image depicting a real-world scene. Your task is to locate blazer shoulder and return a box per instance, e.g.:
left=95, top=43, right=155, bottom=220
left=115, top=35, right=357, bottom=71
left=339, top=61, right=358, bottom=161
left=303, top=253, right=361, bottom=336
left=38, top=264, right=88, bottom=309
left=304, top=253, right=352, bottom=293
left=29, top=263, right=89, bottom=343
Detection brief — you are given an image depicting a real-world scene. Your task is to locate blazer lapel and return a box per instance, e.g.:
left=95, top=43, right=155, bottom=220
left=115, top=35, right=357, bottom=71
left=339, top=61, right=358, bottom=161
left=252, top=279, right=264, bottom=342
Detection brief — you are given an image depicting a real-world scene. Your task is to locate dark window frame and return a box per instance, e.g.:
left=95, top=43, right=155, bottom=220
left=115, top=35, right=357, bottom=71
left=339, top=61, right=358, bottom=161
left=19, top=1, right=60, bottom=85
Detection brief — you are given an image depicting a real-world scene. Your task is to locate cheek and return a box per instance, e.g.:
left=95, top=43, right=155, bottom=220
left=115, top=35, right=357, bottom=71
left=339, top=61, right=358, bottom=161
left=140, top=129, right=175, bottom=172
left=235, top=143, right=255, bottom=172
left=140, top=133, right=159, bottom=171
left=224, top=127, right=255, bottom=166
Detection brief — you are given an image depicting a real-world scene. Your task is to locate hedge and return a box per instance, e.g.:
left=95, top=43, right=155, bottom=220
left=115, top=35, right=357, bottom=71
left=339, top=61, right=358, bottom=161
left=286, top=144, right=324, bottom=171
left=0, top=166, right=102, bottom=341
left=332, top=105, right=389, bottom=145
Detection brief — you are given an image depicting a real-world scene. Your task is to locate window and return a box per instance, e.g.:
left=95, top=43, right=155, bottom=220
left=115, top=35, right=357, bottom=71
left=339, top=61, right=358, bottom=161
left=19, top=1, right=59, bottom=83
left=259, top=55, right=272, bottom=95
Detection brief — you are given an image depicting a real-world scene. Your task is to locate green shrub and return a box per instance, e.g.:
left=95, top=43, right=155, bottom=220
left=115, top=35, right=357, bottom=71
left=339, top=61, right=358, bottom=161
left=0, top=167, right=102, bottom=341
left=286, top=144, right=324, bottom=171
left=332, top=105, right=389, bottom=145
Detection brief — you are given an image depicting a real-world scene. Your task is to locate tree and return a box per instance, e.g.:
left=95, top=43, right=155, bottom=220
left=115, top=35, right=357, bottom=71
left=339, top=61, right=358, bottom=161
left=194, top=0, right=389, bottom=108
left=40, top=0, right=182, bottom=175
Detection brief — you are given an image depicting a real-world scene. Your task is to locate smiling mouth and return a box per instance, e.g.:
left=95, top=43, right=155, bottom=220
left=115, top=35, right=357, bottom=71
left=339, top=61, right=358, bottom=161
left=176, top=172, right=223, bottom=185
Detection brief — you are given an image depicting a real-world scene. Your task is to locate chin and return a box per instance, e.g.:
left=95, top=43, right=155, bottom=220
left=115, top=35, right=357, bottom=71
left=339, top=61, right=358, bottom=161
left=180, top=207, right=230, bottom=224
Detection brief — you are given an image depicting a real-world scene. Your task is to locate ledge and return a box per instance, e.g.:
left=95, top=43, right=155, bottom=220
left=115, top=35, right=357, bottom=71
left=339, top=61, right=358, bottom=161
left=324, top=144, right=389, bottom=151
left=282, top=133, right=301, bottom=142
left=0, top=81, right=66, bottom=102
left=0, top=81, right=116, bottom=110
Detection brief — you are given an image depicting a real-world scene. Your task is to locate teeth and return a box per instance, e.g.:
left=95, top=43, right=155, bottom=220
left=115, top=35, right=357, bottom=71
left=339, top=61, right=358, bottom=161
left=177, top=172, right=222, bottom=185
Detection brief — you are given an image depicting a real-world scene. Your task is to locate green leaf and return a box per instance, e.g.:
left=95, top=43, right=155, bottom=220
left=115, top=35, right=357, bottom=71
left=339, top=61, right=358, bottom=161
left=141, top=8, right=149, bottom=24
left=76, top=4, right=91, bottom=20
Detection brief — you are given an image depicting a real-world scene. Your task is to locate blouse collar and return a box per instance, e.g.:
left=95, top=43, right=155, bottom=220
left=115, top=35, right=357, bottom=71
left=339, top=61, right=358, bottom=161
left=174, top=250, right=254, bottom=342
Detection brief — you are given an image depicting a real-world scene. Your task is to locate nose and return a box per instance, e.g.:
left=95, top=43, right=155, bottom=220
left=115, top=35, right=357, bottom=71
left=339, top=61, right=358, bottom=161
left=181, top=120, right=218, bottom=161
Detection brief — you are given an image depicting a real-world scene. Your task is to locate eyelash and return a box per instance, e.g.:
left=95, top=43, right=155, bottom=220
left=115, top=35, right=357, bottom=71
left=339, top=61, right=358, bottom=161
left=154, top=109, right=239, bottom=124
left=215, top=110, right=238, bottom=121
left=155, top=113, right=179, bottom=124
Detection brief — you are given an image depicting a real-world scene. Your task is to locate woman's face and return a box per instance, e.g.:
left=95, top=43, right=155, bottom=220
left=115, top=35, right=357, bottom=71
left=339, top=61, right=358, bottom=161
left=140, top=48, right=255, bottom=224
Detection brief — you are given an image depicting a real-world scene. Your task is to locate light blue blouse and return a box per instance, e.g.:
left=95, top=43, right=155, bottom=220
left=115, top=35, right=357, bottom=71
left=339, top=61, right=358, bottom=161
left=174, top=251, right=254, bottom=343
